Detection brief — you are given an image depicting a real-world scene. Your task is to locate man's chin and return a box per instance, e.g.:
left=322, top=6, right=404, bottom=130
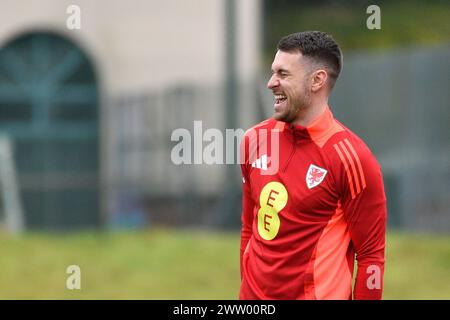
left=272, top=112, right=284, bottom=121
left=273, top=111, right=292, bottom=123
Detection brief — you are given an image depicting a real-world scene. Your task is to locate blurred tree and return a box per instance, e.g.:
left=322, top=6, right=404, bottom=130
left=263, top=0, right=450, bottom=65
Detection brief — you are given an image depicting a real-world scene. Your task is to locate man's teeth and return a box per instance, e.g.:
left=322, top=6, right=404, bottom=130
left=275, top=95, right=287, bottom=103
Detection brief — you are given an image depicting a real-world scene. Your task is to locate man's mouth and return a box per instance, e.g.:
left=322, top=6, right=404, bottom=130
left=274, top=94, right=287, bottom=107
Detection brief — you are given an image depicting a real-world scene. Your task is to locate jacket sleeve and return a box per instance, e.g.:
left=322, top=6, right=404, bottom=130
left=240, top=134, right=255, bottom=279
left=334, top=139, right=387, bottom=300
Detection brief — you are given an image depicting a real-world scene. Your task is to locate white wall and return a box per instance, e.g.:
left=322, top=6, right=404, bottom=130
left=0, top=0, right=263, bottom=203
left=0, top=0, right=261, bottom=94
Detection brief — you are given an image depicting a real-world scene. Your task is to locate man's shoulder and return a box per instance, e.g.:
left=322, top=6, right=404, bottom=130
left=323, top=120, right=379, bottom=168
left=324, top=120, right=384, bottom=200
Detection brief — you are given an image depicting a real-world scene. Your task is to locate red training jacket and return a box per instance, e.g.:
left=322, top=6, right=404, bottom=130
left=239, top=107, right=386, bottom=300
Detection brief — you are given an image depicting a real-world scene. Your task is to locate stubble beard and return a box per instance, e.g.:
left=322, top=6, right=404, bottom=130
left=275, top=89, right=311, bottom=124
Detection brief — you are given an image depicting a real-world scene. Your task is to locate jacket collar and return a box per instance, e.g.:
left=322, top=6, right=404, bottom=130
left=279, top=106, right=336, bottom=142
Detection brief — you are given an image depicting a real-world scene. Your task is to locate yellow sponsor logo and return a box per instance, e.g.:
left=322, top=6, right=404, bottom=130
left=257, top=181, right=288, bottom=240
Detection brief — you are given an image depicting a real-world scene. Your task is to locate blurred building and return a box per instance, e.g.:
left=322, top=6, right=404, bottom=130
left=1, top=0, right=448, bottom=233
left=0, top=0, right=262, bottom=230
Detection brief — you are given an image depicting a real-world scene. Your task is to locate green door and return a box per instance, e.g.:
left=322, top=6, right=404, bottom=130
left=0, top=32, right=100, bottom=230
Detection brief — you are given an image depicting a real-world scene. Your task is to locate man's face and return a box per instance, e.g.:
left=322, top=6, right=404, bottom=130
left=267, top=50, right=312, bottom=123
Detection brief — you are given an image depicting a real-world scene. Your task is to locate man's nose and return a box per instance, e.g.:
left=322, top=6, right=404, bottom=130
left=267, top=75, right=279, bottom=89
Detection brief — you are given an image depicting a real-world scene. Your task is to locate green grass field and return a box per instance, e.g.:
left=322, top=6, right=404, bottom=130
left=0, top=228, right=449, bottom=299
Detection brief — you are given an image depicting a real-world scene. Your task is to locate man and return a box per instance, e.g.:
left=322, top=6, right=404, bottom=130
left=239, top=31, right=386, bottom=300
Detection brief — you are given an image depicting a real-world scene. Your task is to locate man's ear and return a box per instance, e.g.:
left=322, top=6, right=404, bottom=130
left=311, top=69, right=328, bottom=92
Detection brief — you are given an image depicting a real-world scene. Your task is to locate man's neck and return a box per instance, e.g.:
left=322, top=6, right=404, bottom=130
left=293, top=101, right=328, bottom=127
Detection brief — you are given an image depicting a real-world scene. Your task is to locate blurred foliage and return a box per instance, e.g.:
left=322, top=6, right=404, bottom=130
left=0, top=229, right=449, bottom=299
left=263, top=0, right=450, bottom=64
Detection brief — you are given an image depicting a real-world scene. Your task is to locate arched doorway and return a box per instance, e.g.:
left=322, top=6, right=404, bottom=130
left=0, top=31, right=100, bottom=230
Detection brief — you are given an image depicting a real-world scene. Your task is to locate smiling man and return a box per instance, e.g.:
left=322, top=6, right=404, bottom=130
left=239, top=31, right=387, bottom=300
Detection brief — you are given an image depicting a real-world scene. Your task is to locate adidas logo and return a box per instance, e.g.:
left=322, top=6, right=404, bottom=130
left=251, top=154, right=268, bottom=170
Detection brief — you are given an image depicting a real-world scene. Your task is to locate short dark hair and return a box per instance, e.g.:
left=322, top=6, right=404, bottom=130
left=277, top=31, right=342, bottom=89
